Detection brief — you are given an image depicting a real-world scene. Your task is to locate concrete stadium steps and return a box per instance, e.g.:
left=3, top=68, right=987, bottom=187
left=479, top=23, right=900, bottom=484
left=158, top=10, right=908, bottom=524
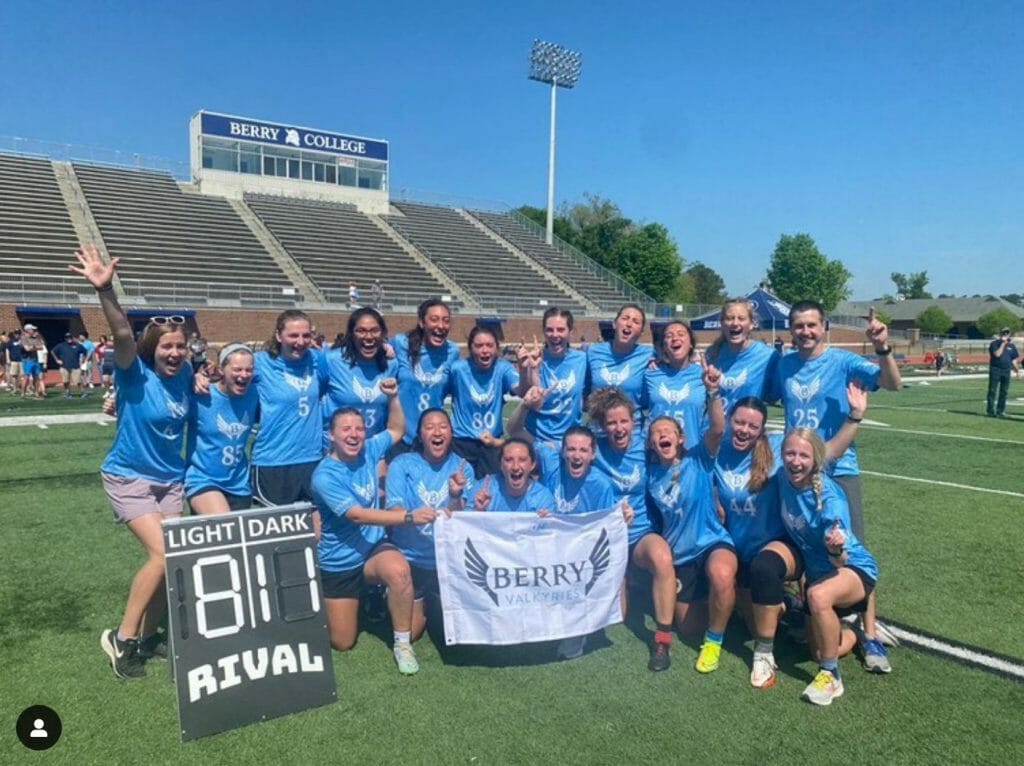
left=244, top=194, right=463, bottom=309
left=0, top=153, right=81, bottom=280
left=71, top=163, right=296, bottom=301
left=469, top=210, right=633, bottom=308
left=387, top=202, right=587, bottom=315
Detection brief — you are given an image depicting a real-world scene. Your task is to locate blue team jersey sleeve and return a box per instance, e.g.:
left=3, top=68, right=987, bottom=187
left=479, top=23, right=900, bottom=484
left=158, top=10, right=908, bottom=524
left=844, top=351, right=881, bottom=391
left=312, top=463, right=360, bottom=517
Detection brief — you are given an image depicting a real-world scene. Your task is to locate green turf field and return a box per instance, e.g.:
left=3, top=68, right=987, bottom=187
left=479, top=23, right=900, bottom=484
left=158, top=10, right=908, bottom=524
left=1, top=378, right=1022, bottom=764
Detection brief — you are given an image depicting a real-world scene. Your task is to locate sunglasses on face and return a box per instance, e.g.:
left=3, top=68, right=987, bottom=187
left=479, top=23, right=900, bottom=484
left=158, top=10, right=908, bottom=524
left=148, top=315, right=186, bottom=326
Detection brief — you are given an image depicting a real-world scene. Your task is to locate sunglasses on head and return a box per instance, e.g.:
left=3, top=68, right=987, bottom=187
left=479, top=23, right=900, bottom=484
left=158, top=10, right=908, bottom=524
left=148, top=315, right=186, bottom=326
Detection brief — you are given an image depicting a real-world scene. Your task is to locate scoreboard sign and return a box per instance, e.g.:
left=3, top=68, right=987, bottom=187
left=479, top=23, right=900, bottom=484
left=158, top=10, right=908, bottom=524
left=163, top=503, right=337, bottom=741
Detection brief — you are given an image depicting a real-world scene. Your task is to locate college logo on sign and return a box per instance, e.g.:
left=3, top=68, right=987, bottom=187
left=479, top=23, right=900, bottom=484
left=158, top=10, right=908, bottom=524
left=284, top=129, right=301, bottom=147
left=463, top=529, right=612, bottom=607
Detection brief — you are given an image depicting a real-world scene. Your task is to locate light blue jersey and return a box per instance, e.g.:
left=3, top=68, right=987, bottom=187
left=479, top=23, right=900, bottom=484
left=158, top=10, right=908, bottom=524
left=392, top=333, right=460, bottom=444
left=648, top=445, right=732, bottom=565
left=644, top=363, right=706, bottom=449
left=715, top=433, right=786, bottom=563
left=779, top=474, right=878, bottom=582
left=777, top=348, right=880, bottom=476
left=525, top=348, right=588, bottom=442
left=710, top=341, right=781, bottom=412
left=322, top=351, right=399, bottom=436
left=483, top=478, right=556, bottom=513
left=535, top=441, right=618, bottom=515
left=185, top=384, right=259, bottom=497
left=312, top=432, right=392, bottom=573
left=448, top=358, right=519, bottom=439
left=251, top=350, right=328, bottom=467
left=101, top=357, right=193, bottom=483
left=586, top=342, right=653, bottom=411
left=386, top=451, right=479, bottom=568
left=593, top=431, right=651, bottom=544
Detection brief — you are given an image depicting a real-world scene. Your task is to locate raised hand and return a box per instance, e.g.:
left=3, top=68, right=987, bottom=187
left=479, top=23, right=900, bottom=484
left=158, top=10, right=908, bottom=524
left=846, top=380, right=868, bottom=418
left=383, top=342, right=396, bottom=359
left=449, top=459, right=469, bottom=497
left=412, top=507, right=438, bottom=525
left=479, top=431, right=504, bottom=448
left=379, top=377, right=398, bottom=398
left=474, top=475, right=492, bottom=511
left=865, top=306, right=889, bottom=350
left=516, top=335, right=543, bottom=370
left=824, top=518, right=846, bottom=553
left=618, top=499, right=635, bottom=526
left=699, top=352, right=722, bottom=392
left=522, top=383, right=556, bottom=411
left=69, top=244, right=118, bottom=290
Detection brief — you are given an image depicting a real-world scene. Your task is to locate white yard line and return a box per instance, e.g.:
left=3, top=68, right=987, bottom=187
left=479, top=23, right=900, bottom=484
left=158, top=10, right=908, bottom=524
left=860, top=470, right=1024, bottom=499
left=0, top=413, right=115, bottom=428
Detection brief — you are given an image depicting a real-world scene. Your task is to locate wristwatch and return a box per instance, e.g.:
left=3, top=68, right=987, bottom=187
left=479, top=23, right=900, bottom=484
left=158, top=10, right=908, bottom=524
left=404, top=511, right=414, bottom=525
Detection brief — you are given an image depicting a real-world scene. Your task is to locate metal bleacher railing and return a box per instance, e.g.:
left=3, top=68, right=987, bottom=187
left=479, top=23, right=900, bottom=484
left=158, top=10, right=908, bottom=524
left=0, top=135, right=189, bottom=180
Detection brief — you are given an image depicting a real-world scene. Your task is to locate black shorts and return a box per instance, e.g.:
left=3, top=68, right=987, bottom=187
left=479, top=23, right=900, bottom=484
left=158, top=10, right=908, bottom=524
left=410, top=564, right=440, bottom=602
left=736, top=539, right=803, bottom=588
left=674, top=543, right=736, bottom=603
left=187, top=487, right=253, bottom=512
left=321, top=566, right=365, bottom=599
left=451, top=437, right=501, bottom=476
left=805, top=565, right=876, bottom=616
left=100, top=364, right=115, bottom=377
left=251, top=461, right=319, bottom=506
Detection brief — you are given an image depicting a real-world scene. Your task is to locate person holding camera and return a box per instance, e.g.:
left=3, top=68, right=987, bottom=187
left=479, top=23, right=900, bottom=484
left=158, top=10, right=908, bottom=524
left=987, top=327, right=1020, bottom=418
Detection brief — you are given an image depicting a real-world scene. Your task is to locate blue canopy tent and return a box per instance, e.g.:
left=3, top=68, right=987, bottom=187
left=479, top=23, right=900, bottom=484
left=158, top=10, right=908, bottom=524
left=688, top=288, right=791, bottom=340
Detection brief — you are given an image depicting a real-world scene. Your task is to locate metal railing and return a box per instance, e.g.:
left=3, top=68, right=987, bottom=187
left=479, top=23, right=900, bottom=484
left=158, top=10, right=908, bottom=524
left=0, top=136, right=189, bottom=180
left=318, top=287, right=464, bottom=313
left=380, top=221, right=485, bottom=310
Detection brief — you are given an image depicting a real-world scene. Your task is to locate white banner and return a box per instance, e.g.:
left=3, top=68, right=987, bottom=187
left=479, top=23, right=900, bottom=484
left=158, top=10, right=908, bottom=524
left=434, top=509, right=628, bottom=646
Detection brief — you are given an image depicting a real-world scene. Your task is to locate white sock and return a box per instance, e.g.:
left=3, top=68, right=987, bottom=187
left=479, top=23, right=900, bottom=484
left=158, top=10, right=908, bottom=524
left=394, top=631, right=411, bottom=645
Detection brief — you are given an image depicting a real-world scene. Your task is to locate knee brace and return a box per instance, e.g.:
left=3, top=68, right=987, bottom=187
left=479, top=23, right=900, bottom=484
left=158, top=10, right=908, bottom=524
left=749, top=549, right=787, bottom=606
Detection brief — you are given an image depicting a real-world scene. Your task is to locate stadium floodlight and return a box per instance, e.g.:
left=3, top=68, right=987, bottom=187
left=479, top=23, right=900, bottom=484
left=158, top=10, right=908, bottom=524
left=529, top=39, right=582, bottom=245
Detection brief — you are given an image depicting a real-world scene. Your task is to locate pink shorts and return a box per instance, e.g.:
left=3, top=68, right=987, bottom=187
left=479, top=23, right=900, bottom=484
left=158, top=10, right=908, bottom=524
left=102, top=472, right=184, bottom=523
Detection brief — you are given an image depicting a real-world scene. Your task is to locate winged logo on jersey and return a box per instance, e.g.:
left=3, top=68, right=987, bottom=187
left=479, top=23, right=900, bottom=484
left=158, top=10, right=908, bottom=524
left=721, top=469, right=749, bottom=493
left=554, top=487, right=580, bottom=515
left=352, top=480, right=375, bottom=504
left=283, top=371, right=313, bottom=392
left=781, top=501, right=806, bottom=531
left=549, top=370, right=577, bottom=393
left=721, top=367, right=749, bottom=391
left=352, top=377, right=382, bottom=403
left=416, top=481, right=448, bottom=509
left=599, top=364, right=630, bottom=386
left=608, top=464, right=641, bottom=491
left=165, top=396, right=188, bottom=419
left=658, top=382, right=691, bottom=405
left=468, top=382, right=495, bottom=407
left=464, top=537, right=499, bottom=606
left=413, top=362, right=445, bottom=387
left=788, top=377, right=821, bottom=403
left=584, top=528, right=611, bottom=595
left=656, top=480, right=680, bottom=507
left=216, top=412, right=250, bottom=440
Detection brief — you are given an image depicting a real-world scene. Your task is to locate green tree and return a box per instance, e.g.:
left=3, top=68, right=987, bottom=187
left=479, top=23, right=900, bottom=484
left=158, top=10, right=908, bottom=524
left=765, top=234, right=851, bottom=311
left=891, top=271, right=932, bottom=299
left=873, top=308, right=894, bottom=326
left=1000, top=293, right=1024, bottom=307
left=976, top=308, right=1022, bottom=337
left=609, top=223, right=682, bottom=301
left=686, top=262, right=727, bottom=304
left=663, top=271, right=698, bottom=305
left=914, top=305, right=954, bottom=335
left=515, top=205, right=576, bottom=245
left=564, top=194, right=632, bottom=270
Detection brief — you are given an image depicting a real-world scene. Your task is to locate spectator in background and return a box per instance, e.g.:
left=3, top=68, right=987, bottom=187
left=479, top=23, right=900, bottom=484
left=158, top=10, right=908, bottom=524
left=188, top=331, right=208, bottom=371
left=20, top=324, right=45, bottom=399
left=934, top=349, right=946, bottom=377
left=773, top=337, right=785, bottom=355
left=0, top=331, right=8, bottom=390
left=371, top=279, right=384, bottom=311
left=348, top=282, right=360, bottom=308
left=34, top=334, right=49, bottom=398
left=51, top=332, right=88, bottom=398
left=79, top=332, right=97, bottom=388
left=987, top=327, right=1021, bottom=418
left=97, top=334, right=116, bottom=393
left=5, top=330, right=22, bottom=393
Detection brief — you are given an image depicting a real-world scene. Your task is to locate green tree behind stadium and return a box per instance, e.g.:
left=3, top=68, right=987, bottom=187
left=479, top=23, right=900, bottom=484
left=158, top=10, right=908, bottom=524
left=914, top=305, right=954, bottom=335
left=976, top=308, right=1022, bottom=337
left=766, top=233, right=851, bottom=311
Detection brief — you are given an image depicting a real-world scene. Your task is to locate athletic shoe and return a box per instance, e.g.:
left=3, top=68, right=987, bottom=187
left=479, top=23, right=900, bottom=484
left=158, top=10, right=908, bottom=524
left=861, top=638, right=892, bottom=674
left=874, top=619, right=901, bottom=647
left=802, top=669, right=844, bottom=705
left=100, top=629, right=145, bottom=679
left=63, top=392, right=72, bottom=399
left=695, top=641, right=722, bottom=673
left=81, top=391, right=90, bottom=399
left=557, top=635, right=587, bottom=660
left=393, top=642, right=419, bottom=675
left=137, top=633, right=168, bottom=661
left=750, top=652, right=778, bottom=689
left=648, top=640, right=671, bottom=672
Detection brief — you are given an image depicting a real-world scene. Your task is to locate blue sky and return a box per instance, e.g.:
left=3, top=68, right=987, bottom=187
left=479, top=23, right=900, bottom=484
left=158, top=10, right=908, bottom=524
left=2, top=1, right=1020, bottom=299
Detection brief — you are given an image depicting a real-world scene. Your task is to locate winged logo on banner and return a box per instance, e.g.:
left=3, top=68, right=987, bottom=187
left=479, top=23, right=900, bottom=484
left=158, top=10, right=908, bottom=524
left=468, top=382, right=495, bottom=407
left=584, top=528, right=611, bottom=595
left=465, top=538, right=498, bottom=606
left=658, top=382, right=691, bottom=405
left=721, top=367, right=749, bottom=391
left=284, top=371, right=313, bottom=392
left=216, top=412, right=250, bottom=440
left=608, top=464, right=641, bottom=491
left=788, top=377, right=821, bottom=404
left=352, top=377, right=382, bottom=403
left=416, top=481, right=448, bottom=509
left=599, top=364, right=629, bottom=386
left=413, top=362, right=445, bottom=387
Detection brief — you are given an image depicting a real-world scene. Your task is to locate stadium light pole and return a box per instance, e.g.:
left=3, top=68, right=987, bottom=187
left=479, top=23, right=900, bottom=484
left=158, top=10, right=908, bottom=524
left=529, top=40, right=582, bottom=245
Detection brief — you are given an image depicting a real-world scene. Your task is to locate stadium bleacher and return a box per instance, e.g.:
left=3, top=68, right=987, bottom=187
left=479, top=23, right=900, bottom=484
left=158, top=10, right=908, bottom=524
left=72, top=163, right=297, bottom=305
left=388, top=202, right=589, bottom=315
left=0, top=153, right=84, bottom=301
left=243, top=194, right=462, bottom=310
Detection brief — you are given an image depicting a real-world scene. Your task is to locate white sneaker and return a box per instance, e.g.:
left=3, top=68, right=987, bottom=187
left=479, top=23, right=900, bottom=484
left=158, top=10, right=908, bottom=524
left=750, top=652, right=778, bottom=689
left=393, top=642, right=419, bottom=675
left=801, top=670, right=844, bottom=706
left=557, top=635, right=587, bottom=660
